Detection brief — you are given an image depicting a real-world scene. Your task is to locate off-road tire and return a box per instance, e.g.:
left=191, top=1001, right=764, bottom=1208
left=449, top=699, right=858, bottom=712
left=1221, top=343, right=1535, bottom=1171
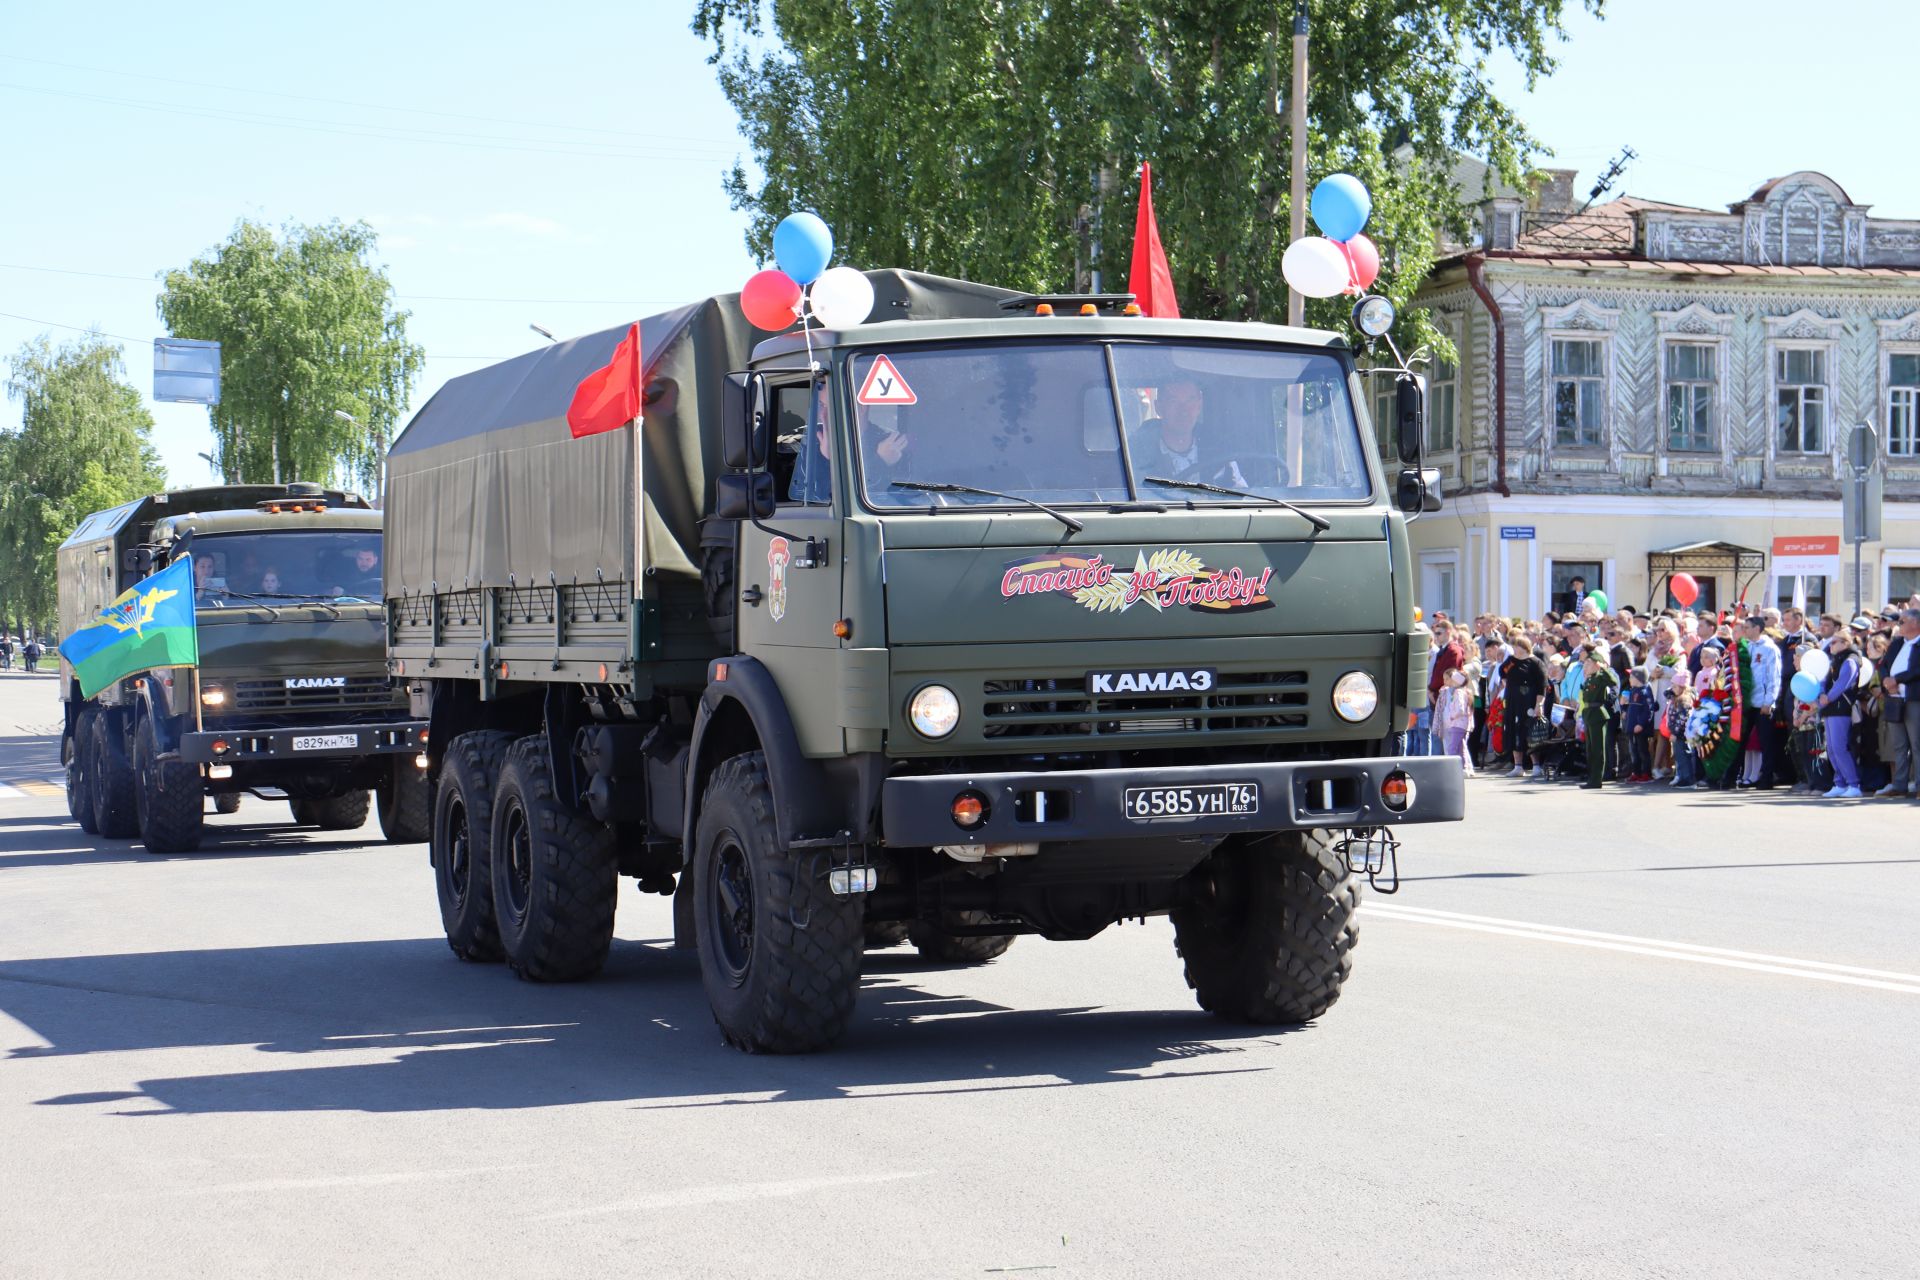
left=90, top=709, right=140, bottom=839
left=377, top=758, right=431, bottom=843
left=909, top=913, right=1018, bottom=965
left=133, top=714, right=204, bottom=853
left=490, top=737, right=617, bottom=982
left=693, top=751, right=863, bottom=1053
left=68, top=708, right=99, bottom=834
left=864, top=920, right=911, bottom=949
left=431, top=731, right=515, bottom=962
left=213, top=793, right=242, bottom=815
left=1171, top=830, right=1357, bottom=1024
left=291, top=791, right=371, bottom=831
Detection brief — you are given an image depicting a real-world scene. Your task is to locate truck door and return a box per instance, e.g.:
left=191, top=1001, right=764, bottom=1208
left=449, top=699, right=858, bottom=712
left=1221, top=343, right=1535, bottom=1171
left=734, top=378, right=845, bottom=756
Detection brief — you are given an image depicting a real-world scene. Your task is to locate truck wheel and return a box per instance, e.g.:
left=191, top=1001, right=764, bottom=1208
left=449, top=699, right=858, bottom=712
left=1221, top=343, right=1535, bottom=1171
left=132, top=715, right=204, bottom=854
left=293, top=791, right=371, bottom=831
left=431, top=731, right=515, bottom=963
left=67, top=709, right=99, bottom=834
left=376, top=758, right=431, bottom=843
left=1171, top=830, right=1358, bottom=1024
left=490, top=737, right=618, bottom=982
left=693, top=751, right=863, bottom=1053
left=90, top=709, right=140, bottom=839
left=909, top=913, right=1017, bottom=965
left=864, top=920, right=910, bottom=949
left=213, top=793, right=242, bottom=815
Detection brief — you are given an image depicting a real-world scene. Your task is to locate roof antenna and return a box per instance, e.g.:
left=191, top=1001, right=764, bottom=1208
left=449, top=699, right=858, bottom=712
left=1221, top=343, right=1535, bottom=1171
left=1579, top=146, right=1638, bottom=213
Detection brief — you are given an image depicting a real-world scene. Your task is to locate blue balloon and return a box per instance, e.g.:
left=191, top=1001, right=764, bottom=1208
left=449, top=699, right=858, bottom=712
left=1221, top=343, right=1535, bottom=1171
left=1790, top=671, right=1822, bottom=704
left=1310, top=173, right=1372, bottom=242
left=773, top=212, right=834, bottom=286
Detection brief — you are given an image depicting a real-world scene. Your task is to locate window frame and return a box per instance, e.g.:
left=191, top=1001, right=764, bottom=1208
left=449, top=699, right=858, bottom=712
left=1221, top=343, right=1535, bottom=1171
left=1426, top=318, right=1459, bottom=456
left=1547, top=335, right=1609, bottom=451
left=1660, top=338, right=1721, bottom=454
left=1883, top=344, right=1920, bottom=459
left=1771, top=343, right=1832, bottom=457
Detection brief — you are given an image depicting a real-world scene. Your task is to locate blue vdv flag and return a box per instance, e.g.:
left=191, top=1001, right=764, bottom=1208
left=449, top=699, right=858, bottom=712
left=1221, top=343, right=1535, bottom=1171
left=59, top=554, right=200, bottom=698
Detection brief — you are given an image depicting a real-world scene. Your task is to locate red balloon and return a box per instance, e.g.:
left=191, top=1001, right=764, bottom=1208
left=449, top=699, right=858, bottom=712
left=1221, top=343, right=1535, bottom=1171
left=740, top=269, right=802, bottom=331
left=1670, top=572, right=1700, bottom=607
left=1342, top=234, right=1381, bottom=293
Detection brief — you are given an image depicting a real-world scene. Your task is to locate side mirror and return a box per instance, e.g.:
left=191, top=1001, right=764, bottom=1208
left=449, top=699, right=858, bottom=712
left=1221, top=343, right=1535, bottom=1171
left=121, top=547, right=155, bottom=576
left=1395, top=467, right=1443, bottom=515
left=720, top=372, right=768, bottom=471
left=1395, top=377, right=1426, bottom=465
left=715, top=472, right=776, bottom=522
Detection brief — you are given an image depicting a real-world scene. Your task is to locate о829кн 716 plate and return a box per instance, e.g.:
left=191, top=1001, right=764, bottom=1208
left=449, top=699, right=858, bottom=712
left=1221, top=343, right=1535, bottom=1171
left=1123, top=782, right=1259, bottom=821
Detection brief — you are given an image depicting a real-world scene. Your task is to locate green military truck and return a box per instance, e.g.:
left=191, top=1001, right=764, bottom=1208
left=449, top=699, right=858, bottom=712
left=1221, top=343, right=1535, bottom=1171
left=385, top=270, right=1462, bottom=1053
left=57, top=484, right=430, bottom=853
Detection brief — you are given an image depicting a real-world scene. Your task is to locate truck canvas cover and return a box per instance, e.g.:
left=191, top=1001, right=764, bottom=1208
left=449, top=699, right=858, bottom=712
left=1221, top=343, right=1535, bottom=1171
left=384, top=270, right=1017, bottom=595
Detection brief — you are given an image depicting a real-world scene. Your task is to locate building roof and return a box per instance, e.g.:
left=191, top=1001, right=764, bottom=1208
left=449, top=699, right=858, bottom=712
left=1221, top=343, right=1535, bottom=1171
left=1512, top=196, right=1712, bottom=255
left=1462, top=253, right=1920, bottom=281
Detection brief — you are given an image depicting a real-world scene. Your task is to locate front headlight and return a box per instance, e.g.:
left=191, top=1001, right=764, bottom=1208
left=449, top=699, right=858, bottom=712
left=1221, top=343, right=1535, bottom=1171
left=200, top=684, right=228, bottom=708
left=1331, top=671, right=1379, bottom=723
left=908, top=684, right=960, bottom=739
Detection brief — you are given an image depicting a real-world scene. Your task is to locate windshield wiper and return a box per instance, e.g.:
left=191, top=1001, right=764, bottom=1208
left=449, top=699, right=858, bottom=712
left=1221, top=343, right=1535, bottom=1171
left=205, top=589, right=283, bottom=620
left=891, top=481, right=1084, bottom=535
left=245, top=591, right=344, bottom=619
left=1140, top=476, right=1331, bottom=532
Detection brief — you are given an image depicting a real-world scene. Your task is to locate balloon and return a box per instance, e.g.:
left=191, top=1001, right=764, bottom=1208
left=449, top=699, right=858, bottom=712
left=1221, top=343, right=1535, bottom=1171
left=1342, top=234, right=1380, bottom=293
left=1798, top=647, right=1831, bottom=682
left=1669, top=572, right=1699, bottom=607
left=740, top=269, right=802, bottom=331
left=772, top=212, right=833, bottom=286
left=807, top=266, right=875, bottom=329
left=1790, top=672, right=1822, bottom=704
left=1585, top=590, right=1609, bottom=613
left=1310, top=173, right=1372, bottom=242
left=1281, top=237, right=1352, bottom=299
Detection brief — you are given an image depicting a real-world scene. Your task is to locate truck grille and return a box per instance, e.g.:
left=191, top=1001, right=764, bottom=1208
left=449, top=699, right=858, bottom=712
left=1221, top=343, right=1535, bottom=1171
left=982, top=671, right=1309, bottom=739
left=232, top=675, right=400, bottom=715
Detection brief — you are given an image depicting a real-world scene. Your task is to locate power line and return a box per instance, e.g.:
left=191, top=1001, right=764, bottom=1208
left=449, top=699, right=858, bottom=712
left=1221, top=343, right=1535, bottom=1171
left=0, top=263, right=682, bottom=308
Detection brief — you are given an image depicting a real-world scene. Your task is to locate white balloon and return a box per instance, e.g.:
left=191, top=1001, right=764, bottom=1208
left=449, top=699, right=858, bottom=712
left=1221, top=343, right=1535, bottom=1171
left=1798, top=647, right=1831, bottom=682
left=1281, top=236, right=1351, bottom=300
left=808, top=266, right=875, bottom=329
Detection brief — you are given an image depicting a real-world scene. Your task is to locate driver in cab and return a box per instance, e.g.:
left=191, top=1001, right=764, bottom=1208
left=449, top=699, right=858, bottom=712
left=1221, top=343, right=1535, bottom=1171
left=1131, top=378, right=1281, bottom=492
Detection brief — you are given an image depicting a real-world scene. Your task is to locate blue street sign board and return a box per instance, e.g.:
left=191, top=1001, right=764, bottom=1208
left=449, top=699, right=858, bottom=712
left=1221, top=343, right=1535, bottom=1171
left=1500, top=525, right=1535, bottom=540
left=153, top=338, right=221, bottom=405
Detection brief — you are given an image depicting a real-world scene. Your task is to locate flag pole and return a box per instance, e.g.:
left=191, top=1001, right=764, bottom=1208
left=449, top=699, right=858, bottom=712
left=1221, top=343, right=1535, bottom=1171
left=1286, top=1, right=1309, bottom=327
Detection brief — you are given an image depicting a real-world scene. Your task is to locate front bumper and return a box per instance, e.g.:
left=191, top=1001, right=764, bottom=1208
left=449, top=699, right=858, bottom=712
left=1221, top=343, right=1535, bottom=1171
left=879, top=755, right=1465, bottom=848
left=177, top=720, right=428, bottom=764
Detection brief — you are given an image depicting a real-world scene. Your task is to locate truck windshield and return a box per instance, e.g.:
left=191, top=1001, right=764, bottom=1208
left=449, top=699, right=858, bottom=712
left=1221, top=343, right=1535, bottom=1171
left=848, top=340, right=1371, bottom=510
left=189, top=531, right=384, bottom=603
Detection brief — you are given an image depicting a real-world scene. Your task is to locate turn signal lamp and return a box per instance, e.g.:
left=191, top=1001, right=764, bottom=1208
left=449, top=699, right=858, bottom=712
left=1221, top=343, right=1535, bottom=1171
left=951, top=791, right=989, bottom=829
left=832, top=618, right=853, bottom=640
left=210, top=738, right=231, bottom=756
left=1381, top=771, right=1416, bottom=812
left=1034, top=303, right=1054, bottom=317
left=1123, top=303, right=1142, bottom=316
left=1079, top=303, right=1098, bottom=316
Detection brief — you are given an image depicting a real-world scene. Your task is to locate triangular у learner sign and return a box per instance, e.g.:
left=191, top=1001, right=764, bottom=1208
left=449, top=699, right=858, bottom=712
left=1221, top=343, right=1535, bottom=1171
left=856, top=354, right=918, bottom=406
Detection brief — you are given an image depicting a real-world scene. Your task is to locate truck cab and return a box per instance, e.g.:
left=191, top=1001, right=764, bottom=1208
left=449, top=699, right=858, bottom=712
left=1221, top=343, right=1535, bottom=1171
left=58, top=483, right=429, bottom=852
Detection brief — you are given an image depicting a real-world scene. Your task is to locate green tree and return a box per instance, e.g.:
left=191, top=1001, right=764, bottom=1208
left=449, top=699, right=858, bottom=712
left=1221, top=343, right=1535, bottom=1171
left=693, top=0, right=1600, bottom=342
left=0, top=335, right=168, bottom=633
left=157, top=219, right=424, bottom=490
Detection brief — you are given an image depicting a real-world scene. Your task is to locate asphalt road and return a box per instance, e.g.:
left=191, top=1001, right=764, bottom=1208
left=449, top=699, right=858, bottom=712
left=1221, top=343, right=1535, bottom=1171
left=2, top=669, right=1916, bottom=1279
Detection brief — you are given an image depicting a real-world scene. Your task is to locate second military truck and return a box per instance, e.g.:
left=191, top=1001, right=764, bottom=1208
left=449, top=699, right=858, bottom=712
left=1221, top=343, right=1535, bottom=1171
left=59, top=484, right=429, bottom=853
left=385, top=270, right=1463, bottom=1053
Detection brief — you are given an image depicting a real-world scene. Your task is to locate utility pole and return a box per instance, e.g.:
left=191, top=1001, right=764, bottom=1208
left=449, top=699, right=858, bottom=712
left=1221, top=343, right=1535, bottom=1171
left=1286, top=2, right=1309, bottom=327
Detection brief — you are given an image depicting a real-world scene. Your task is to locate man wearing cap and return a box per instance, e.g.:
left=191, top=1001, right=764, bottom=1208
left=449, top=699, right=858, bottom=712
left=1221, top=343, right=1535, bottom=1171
left=1878, top=608, right=1920, bottom=798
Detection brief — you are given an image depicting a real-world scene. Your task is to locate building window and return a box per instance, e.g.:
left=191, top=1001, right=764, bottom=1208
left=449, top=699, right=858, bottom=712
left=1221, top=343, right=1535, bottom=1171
left=1551, top=339, right=1606, bottom=448
left=1551, top=560, right=1604, bottom=616
left=1777, top=576, right=1825, bottom=616
left=1775, top=347, right=1828, bottom=454
left=1890, top=565, right=1920, bottom=605
left=1372, top=382, right=1395, bottom=462
left=1429, top=346, right=1457, bottom=453
left=1889, top=353, right=1920, bottom=458
left=1676, top=578, right=1721, bottom=613
left=1665, top=343, right=1716, bottom=452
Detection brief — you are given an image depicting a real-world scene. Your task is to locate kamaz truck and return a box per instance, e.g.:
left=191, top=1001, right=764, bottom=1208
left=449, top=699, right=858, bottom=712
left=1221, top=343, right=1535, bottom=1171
left=385, top=270, right=1462, bottom=1053
left=57, top=484, right=429, bottom=853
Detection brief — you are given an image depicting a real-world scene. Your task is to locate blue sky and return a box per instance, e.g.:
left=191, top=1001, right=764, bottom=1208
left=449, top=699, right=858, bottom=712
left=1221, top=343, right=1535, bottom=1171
left=2, top=1, right=1909, bottom=487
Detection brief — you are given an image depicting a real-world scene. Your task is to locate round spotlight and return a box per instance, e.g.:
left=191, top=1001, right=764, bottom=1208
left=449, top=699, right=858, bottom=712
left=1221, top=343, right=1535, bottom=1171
left=1331, top=671, right=1379, bottom=723
left=951, top=790, right=990, bottom=829
left=1352, top=294, right=1396, bottom=338
left=908, top=684, right=960, bottom=739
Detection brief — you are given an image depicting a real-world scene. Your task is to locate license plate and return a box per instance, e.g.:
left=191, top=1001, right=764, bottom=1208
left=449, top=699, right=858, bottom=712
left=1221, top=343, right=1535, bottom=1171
left=1123, top=782, right=1259, bottom=821
left=291, top=734, right=358, bottom=752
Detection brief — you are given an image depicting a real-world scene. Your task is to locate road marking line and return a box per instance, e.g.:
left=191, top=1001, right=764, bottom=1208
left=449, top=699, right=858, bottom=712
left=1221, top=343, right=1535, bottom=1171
left=532, top=1170, right=927, bottom=1220
left=15, top=780, right=62, bottom=797
left=1366, top=903, right=1920, bottom=996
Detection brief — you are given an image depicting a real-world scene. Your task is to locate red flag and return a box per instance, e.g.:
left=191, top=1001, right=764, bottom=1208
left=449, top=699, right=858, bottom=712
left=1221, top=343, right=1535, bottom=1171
left=1128, top=162, right=1180, bottom=318
left=566, top=323, right=642, bottom=438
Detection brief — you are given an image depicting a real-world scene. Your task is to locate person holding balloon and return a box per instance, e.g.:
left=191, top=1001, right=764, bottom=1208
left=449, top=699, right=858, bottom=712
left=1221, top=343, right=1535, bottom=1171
left=1813, top=629, right=1865, bottom=798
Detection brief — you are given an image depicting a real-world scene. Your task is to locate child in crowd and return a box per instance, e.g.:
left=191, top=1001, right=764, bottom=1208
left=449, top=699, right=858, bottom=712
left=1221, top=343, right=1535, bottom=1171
left=1623, top=668, right=1655, bottom=782
left=1435, top=666, right=1475, bottom=774
left=1670, top=671, right=1700, bottom=788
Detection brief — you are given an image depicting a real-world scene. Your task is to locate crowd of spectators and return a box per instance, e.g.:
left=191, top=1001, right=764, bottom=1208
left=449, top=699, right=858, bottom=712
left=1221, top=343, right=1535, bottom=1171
left=1409, top=598, right=1920, bottom=800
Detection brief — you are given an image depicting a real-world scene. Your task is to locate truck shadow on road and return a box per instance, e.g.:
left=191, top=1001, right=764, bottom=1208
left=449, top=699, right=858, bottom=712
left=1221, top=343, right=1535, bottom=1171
left=0, top=818, right=400, bottom=871
left=2, top=936, right=1290, bottom=1115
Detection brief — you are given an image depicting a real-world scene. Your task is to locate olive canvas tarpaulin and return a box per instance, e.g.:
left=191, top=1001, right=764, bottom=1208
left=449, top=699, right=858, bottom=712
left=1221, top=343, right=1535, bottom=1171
left=383, top=271, right=1017, bottom=595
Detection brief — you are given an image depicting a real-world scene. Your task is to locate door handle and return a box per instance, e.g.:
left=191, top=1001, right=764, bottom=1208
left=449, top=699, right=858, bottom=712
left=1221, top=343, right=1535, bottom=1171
left=743, top=586, right=764, bottom=607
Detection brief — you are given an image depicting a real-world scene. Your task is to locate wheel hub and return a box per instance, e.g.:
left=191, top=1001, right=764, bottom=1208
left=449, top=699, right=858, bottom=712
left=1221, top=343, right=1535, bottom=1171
left=711, top=836, right=755, bottom=984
